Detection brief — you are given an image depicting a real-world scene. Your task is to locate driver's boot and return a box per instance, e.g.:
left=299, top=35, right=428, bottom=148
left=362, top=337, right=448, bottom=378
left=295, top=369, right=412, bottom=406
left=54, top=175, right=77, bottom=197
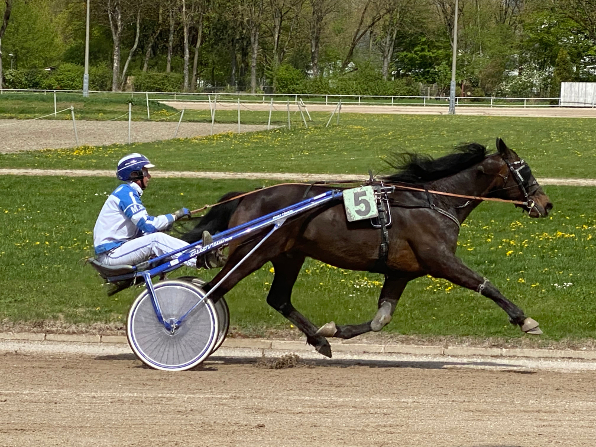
left=199, top=231, right=228, bottom=269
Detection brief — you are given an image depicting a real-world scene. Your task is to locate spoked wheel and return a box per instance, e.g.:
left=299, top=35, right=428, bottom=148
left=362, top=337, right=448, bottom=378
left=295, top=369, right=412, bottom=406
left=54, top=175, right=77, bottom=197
left=177, top=276, right=230, bottom=353
left=127, top=279, right=219, bottom=371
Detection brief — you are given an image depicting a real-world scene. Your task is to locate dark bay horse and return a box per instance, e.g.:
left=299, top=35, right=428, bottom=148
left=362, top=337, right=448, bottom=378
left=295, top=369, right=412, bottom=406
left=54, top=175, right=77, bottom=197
left=181, top=138, right=553, bottom=357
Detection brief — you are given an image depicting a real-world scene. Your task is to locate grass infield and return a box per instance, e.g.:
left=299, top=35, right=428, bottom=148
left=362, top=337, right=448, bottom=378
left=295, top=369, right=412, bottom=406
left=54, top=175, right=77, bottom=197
left=1, top=113, right=595, bottom=179
left=1, top=175, right=594, bottom=342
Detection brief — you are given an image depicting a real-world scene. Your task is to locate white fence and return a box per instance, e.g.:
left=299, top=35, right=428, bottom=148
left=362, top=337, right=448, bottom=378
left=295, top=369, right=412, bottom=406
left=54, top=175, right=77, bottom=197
left=0, top=88, right=565, bottom=108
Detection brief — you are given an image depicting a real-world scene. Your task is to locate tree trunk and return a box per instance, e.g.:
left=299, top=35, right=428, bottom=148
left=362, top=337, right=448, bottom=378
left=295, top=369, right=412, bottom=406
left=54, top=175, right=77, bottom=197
left=182, top=0, right=191, bottom=91
left=166, top=7, right=176, bottom=73
left=381, top=25, right=397, bottom=80
left=0, top=0, right=13, bottom=89
left=272, top=7, right=282, bottom=69
left=230, top=37, right=237, bottom=88
left=143, top=27, right=162, bottom=72
left=340, top=0, right=388, bottom=71
left=108, top=0, right=123, bottom=92
left=0, top=38, right=3, bottom=90
left=191, top=17, right=204, bottom=91
left=250, top=26, right=259, bottom=93
left=309, top=6, right=322, bottom=77
left=120, top=9, right=142, bottom=90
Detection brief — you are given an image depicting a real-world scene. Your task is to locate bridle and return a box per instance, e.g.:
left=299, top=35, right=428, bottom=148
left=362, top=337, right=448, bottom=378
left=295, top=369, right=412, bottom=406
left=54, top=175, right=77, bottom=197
left=500, top=158, right=541, bottom=216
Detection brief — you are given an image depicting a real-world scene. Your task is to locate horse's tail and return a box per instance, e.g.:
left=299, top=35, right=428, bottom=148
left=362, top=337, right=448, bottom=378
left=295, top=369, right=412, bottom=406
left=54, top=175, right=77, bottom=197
left=180, top=191, right=244, bottom=243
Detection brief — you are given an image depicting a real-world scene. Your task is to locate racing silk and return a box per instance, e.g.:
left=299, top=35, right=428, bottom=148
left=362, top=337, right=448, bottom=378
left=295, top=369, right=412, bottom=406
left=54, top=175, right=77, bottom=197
left=93, top=182, right=175, bottom=255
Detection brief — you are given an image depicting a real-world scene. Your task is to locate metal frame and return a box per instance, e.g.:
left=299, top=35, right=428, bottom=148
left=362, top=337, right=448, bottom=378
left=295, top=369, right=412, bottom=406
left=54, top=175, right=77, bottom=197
left=106, top=189, right=343, bottom=332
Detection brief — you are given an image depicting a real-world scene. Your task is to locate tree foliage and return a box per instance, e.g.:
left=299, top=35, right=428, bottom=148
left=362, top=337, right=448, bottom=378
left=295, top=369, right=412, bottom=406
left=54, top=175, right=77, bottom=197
left=1, top=0, right=595, bottom=95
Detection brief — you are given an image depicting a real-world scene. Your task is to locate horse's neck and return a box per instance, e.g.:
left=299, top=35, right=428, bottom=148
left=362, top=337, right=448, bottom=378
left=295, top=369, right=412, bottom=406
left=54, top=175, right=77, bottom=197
left=430, top=166, right=498, bottom=222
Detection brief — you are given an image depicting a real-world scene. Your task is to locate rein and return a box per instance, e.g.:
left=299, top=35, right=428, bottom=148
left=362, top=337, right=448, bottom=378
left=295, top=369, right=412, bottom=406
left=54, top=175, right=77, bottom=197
left=189, top=177, right=530, bottom=217
left=384, top=183, right=529, bottom=206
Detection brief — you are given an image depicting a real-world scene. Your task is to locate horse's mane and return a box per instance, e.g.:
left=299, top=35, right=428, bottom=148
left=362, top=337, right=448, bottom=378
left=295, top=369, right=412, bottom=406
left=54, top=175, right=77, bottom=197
left=381, top=143, right=488, bottom=184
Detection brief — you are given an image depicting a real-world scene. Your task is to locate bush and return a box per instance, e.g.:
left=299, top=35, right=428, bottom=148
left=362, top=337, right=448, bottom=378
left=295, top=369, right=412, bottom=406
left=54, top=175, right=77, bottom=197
left=42, top=63, right=84, bottom=90
left=470, top=87, right=485, bottom=102
left=274, top=64, right=305, bottom=94
left=132, top=71, right=184, bottom=92
left=89, top=64, right=112, bottom=91
left=3, top=69, right=50, bottom=89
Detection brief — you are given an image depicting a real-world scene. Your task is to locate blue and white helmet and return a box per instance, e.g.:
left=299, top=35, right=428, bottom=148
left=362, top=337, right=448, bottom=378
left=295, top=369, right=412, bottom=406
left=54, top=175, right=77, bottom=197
left=116, top=153, right=155, bottom=181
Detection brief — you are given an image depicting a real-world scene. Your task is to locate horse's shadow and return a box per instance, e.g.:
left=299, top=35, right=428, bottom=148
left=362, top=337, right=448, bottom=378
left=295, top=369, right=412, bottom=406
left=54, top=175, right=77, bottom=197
left=94, top=352, right=536, bottom=373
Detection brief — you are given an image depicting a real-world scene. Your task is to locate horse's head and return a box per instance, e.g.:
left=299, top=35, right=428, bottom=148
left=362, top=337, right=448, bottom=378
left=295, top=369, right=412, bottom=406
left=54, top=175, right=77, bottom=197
left=481, top=138, right=553, bottom=218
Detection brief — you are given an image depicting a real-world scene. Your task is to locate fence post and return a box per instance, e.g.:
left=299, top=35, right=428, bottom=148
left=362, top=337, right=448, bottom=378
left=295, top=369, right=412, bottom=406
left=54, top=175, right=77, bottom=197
left=128, top=102, right=132, bottom=144
left=326, top=102, right=340, bottom=127
left=300, top=99, right=311, bottom=121
left=146, top=92, right=150, bottom=119
left=54, top=91, right=57, bottom=116
left=298, top=102, right=308, bottom=128
left=268, top=98, right=273, bottom=130
left=174, top=110, right=185, bottom=138
left=70, top=106, right=79, bottom=145
left=337, top=99, right=341, bottom=125
left=210, top=97, right=216, bottom=135
left=287, top=101, right=291, bottom=129
left=237, top=98, right=241, bottom=133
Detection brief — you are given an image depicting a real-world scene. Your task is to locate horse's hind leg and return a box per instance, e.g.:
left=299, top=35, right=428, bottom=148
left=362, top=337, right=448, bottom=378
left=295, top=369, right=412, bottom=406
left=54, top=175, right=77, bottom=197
left=319, top=275, right=409, bottom=340
left=268, top=253, right=333, bottom=358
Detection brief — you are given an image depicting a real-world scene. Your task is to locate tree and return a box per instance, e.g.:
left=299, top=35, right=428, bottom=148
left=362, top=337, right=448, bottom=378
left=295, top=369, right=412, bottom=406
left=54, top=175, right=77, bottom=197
left=306, top=0, right=339, bottom=76
left=551, top=47, right=574, bottom=97
left=377, top=0, right=422, bottom=80
left=239, top=0, right=265, bottom=92
left=0, top=0, right=13, bottom=89
left=340, top=0, right=389, bottom=70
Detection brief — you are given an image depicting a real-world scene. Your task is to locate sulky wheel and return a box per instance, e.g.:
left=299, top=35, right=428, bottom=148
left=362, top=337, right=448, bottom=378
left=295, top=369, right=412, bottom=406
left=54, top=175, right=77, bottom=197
left=127, top=279, right=219, bottom=371
left=177, top=276, right=230, bottom=353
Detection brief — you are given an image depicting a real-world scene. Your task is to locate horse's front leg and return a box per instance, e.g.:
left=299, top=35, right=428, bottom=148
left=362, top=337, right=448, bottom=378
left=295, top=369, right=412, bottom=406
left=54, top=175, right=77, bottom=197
left=267, top=253, right=334, bottom=358
left=316, top=275, right=410, bottom=340
left=424, top=252, right=541, bottom=335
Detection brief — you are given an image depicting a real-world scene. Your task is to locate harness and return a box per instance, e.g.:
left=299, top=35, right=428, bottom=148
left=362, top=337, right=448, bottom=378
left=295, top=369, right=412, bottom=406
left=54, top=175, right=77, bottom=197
left=363, top=158, right=536, bottom=272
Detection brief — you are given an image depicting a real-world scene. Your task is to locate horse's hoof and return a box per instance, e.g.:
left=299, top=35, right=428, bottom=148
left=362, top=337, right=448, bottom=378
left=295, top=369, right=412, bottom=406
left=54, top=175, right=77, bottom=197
left=315, top=322, right=338, bottom=337
left=521, top=317, right=542, bottom=335
left=371, top=302, right=392, bottom=332
left=315, top=342, right=333, bottom=358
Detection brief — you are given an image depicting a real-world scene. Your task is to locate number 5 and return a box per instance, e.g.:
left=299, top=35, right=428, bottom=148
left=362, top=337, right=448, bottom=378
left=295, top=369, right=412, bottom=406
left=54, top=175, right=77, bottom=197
left=352, top=191, right=371, bottom=217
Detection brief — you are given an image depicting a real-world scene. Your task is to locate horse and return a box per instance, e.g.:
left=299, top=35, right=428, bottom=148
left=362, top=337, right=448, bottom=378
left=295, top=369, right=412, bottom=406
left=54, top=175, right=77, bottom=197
left=180, top=138, right=553, bottom=358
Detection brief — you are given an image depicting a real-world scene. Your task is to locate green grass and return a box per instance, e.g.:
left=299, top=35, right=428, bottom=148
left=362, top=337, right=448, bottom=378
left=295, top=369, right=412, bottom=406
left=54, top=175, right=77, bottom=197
left=1, top=175, right=595, bottom=341
left=0, top=92, right=292, bottom=124
left=1, top=114, right=596, bottom=178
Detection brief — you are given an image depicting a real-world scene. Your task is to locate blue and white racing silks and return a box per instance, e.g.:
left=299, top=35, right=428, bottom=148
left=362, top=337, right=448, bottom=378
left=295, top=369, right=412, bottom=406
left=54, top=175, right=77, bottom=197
left=93, top=182, right=175, bottom=255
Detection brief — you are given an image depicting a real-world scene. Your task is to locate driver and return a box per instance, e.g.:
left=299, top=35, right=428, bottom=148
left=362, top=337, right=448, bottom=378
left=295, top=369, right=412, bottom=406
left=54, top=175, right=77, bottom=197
left=93, top=153, right=223, bottom=269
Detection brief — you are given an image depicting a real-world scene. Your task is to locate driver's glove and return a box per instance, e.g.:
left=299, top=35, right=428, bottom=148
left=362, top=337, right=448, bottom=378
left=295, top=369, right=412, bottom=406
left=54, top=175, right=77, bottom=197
left=172, top=207, right=191, bottom=220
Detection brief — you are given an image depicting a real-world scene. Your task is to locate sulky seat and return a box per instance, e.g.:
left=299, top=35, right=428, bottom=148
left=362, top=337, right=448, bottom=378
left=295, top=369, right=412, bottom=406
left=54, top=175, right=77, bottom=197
left=87, top=258, right=136, bottom=280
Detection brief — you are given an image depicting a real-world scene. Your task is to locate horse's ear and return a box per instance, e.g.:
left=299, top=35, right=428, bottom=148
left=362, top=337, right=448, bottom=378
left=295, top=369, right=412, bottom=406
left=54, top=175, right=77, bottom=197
left=496, top=137, right=511, bottom=156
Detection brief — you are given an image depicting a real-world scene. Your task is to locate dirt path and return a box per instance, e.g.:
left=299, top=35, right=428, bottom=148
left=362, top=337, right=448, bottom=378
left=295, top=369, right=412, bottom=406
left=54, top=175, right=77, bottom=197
left=0, top=168, right=594, bottom=187
left=1, top=344, right=595, bottom=447
left=163, top=100, right=596, bottom=118
left=0, top=120, right=269, bottom=153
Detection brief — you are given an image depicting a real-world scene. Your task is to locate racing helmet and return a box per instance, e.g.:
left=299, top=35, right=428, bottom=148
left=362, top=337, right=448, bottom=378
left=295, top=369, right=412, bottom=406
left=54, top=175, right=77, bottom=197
left=116, top=153, right=155, bottom=181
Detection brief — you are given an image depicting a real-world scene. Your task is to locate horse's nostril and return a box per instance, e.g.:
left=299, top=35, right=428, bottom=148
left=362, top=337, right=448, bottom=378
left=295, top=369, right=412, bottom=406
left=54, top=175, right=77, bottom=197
left=545, top=202, right=554, bottom=213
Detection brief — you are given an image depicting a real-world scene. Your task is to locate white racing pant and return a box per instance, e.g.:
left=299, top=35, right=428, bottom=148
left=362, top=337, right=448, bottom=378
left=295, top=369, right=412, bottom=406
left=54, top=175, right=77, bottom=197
left=97, top=233, right=196, bottom=268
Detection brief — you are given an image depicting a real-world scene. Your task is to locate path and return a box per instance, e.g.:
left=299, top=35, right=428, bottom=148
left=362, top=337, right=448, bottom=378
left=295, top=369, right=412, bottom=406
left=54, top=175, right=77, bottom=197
left=1, top=338, right=595, bottom=446
left=0, top=168, right=595, bottom=186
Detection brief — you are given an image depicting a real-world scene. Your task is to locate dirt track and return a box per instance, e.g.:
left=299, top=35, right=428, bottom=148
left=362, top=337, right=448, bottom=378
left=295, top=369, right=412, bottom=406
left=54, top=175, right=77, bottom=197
left=163, top=100, right=596, bottom=118
left=1, top=347, right=595, bottom=447
left=0, top=120, right=269, bottom=153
